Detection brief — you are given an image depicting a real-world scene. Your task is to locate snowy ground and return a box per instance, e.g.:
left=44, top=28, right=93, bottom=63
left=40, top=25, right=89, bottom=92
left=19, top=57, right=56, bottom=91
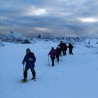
left=0, top=40, right=98, bottom=98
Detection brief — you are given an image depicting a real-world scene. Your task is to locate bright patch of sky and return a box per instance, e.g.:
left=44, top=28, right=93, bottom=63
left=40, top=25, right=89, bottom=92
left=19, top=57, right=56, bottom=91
left=79, top=17, right=98, bottom=23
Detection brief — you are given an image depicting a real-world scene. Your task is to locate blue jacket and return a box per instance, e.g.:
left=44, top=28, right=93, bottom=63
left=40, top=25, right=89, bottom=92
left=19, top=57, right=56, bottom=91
left=23, top=52, right=36, bottom=67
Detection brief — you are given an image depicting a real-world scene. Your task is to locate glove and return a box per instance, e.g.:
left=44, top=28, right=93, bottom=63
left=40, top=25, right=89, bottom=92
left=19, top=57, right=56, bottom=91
left=22, top=61, right=25, bottom=65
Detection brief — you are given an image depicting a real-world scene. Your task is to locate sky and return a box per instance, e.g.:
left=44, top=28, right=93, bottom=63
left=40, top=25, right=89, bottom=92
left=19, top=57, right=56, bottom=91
left=0, top=0, right=98, bottom=37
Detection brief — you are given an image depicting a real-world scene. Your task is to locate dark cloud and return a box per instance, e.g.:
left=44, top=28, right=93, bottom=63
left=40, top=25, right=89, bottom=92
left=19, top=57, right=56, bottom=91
left=0, top=0, right=98, bottom=37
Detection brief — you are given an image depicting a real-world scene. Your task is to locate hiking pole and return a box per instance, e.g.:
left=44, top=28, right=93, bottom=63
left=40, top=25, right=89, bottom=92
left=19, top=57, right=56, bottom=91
left=22, top=64, right=25, bottom=80
left=23, top=64, right=25, bottom=72
left=48, top=55, right=49, bottom=66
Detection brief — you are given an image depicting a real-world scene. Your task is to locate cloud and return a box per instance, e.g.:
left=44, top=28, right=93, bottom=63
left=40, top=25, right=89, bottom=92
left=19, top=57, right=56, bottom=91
left=0, top=0, right=98, bottom=37
left=79, top=17, right=98, bottom=23
left=23, top=5, right=48, bottom=16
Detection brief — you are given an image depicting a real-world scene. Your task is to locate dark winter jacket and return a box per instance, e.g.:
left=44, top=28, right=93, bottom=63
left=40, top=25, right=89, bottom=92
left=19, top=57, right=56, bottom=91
left=56, top=47, right=61, bottom=56
left=22, top=52, right=36, bottom=67
left=68, top=43, right=73, bottom=49
left=63, top=43, right=67, bottom=51
left=58, top=41, right=64, bottom=50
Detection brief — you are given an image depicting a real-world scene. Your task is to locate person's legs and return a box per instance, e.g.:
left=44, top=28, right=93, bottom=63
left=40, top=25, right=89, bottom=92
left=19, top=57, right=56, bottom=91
left=69, top=48, right=71, bottom=54
left=23, top=66, right=29, bottom=81
left=51, top=57, right=55, bottom=66
left=63, top=51, right=65, bottom=55
left=56, top=55, right=59, bottom=62
left=69, top=48, right=73, bottom=54
left=64, top=49, right=67, bottom=55
left=70, top=48, right=73, bottom=54
left=30, top=66, right=36, bottom=79
left=59, top=51, right=61, bottom=57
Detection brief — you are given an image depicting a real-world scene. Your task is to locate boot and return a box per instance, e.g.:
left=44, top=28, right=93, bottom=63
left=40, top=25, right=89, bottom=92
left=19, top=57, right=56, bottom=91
left=22, top=78, right=27, bottom=82
left=23, top=72, right=27, bottom=81
left=31, top=77, right=36, bottom=80
left=31, top=71, right=36, bottom=80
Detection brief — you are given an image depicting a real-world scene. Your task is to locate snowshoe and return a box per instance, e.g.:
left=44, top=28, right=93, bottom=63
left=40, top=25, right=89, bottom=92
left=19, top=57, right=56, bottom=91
left=31, top=77, right=36, bottom=81
left=20, top=79, right=28, bottom=83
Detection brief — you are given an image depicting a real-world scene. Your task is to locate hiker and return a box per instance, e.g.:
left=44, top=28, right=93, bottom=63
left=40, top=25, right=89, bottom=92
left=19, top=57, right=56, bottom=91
left=68, top=43, right=73, bottom=54
left=22, top=48, right=36, bottom=81
left=55, top=46, right=61, bottom=63
left=63, top=43, right=67, bottom=55
left=48, top=47, right=56, bottom=66
left=58, top=41, right=65, bottom=56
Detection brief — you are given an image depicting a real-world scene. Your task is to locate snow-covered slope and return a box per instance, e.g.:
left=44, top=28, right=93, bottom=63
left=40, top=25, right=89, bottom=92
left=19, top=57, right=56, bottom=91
left=0, top=40, right=4, bottom=47
left=0, top=40, right=98, bottom=98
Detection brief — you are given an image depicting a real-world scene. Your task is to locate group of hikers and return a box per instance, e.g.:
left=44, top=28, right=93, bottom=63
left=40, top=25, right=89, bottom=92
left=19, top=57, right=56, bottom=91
left=48, top=41, right=73, bottom=66
left=21, top=41, right=73, bottom=82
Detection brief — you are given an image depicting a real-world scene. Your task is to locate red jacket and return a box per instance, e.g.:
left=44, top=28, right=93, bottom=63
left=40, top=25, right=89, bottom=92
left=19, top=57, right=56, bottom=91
left=48, top=49, right=56, bottom=58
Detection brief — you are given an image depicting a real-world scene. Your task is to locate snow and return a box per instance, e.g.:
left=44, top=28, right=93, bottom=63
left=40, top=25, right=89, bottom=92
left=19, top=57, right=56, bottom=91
left=0, top=40, right=98, bottom=98
left=0, top=40, right=4, bottom=47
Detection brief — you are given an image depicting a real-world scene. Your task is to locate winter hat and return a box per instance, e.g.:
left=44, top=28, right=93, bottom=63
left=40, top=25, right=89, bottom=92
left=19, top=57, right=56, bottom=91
left=51, top=47, right=54, bottom=50
left=26, top=48, right=31, bottom=52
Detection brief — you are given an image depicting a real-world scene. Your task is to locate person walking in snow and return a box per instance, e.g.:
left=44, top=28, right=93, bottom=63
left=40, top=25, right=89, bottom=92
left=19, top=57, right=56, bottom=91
left=58, top=41, right=65, bottom=56
left=63, top=43, right=67, bottom=55
left=55, top=46, right=61, bottom=63
left=48, top=47, right=56, bottom=66
left=22, top=48, right=36, bottom=81
left=68, top=43, right=73, bottom=54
